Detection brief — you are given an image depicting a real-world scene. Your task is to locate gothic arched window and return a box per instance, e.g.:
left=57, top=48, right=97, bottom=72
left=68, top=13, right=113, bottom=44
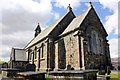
left=91, top=31, right=97, bottom=54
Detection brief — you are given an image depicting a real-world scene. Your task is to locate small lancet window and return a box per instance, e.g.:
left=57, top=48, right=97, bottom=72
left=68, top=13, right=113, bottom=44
left=34, top=47, right=37, bottom=59
left=41, top=43, right=44, bottom=58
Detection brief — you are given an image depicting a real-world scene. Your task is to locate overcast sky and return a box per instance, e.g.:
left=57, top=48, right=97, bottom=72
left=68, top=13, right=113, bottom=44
left=0, top=0, right=119, bottom=61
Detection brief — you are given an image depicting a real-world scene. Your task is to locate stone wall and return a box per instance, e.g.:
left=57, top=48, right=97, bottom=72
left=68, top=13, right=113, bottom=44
left=55, top=31, right=81, bottom=70
left=81, top=8, right=110, bottom=70
left=64, top=33, right=80, bottom=69
left=28, top=38, right=48, bottom=71
left=85, top=54, right=106, bottom=69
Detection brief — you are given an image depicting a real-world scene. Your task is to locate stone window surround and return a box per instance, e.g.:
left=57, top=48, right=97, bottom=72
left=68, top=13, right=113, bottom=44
left=87, top=29, right=104, bottom=55
left=38, top=43, right=45, bottom=59
left=28, top=43, right=45, bottom=62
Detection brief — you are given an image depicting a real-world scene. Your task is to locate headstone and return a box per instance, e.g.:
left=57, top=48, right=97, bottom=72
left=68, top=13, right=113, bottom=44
left=71, top=67, right=74, bottom=70
left=98, top=66, right=105, bottom=75
left=25, top=63, right=36, bottom=71
left=66, top=64, right=71, bottom=70
left=0, top=65, right=2, bottom=74
left=106, top=66, right=111, bottom=75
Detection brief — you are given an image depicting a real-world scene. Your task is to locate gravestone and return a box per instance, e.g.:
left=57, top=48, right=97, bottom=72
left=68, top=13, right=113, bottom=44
left=66, top=64, right=71, bottom=70
left=25, top=63, right=36, bottom=71
left=98, top=66, right=106, bottom=75
left=106, top=66, right=111, bottom=75
left=71, top=67, right=74, bottom=70
left=0, top=65, right=2, bottom=74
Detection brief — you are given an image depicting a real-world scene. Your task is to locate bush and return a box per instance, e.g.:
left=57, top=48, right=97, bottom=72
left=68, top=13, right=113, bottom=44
left=0, top=61, right=8, bottom=68
left=0, top=61, right=8, bottom=65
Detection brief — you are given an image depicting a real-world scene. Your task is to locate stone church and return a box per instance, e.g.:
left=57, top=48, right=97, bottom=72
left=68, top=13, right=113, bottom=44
left=10, top=3, right=111, bottom=71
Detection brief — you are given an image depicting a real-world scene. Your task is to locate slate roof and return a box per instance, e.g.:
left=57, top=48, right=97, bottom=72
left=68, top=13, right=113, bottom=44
left=61, top=5, right=92, bottom=35
left=10, top=48, right=26, bottom=61
left=25, top=11, right=72, bottom=49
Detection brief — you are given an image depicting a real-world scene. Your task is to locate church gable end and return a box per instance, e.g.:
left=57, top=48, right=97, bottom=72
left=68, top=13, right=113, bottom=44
left=54, top=3, right=111, bottom=70
left=78, top=6, right=111, bottom=69
left=82, top=7, right=108, bottom=37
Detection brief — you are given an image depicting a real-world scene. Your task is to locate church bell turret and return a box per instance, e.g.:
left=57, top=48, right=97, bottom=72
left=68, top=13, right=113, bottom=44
left=35, top=23, right=41, bottom=37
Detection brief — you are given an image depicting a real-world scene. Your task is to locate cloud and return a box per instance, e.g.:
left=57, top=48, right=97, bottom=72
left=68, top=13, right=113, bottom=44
left=54, top=12, right=60, bottom=20
left=0, top=45, right=11, bottom=58
left=1, top=0, right=54, bottom=34
left=0, top=0, right=60, bottom=61
left=109, top=38, right=118, bottom=58
left=2, top=31, right=33, bottom=46
left=99, top=0, right=119, bottom=35
left=105, top=11, right=118, bottom=35
left=99, top=0, right=119, bottom=12
left=99, top=0, right=119, bottom=58
left=118, top=1, right=120, bottom=35
left=0, top=31, right=34, bottom=61
left=84, top=2, right=91, bottom=8
left=54, top=0, right=81, bottom=9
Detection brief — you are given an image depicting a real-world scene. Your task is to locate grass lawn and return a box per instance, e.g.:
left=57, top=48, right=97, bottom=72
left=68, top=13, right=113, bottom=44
left=110, top=74, right=120, bottom=80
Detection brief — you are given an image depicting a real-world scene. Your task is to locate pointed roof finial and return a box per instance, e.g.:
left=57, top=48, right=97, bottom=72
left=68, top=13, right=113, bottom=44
left=67, top=4, right=72, bottom=12
left=69, top=4, right=70, bottom=6
left=35, top=23, right=41, bottom=31
left=89, top=2, right=93, bottom=7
